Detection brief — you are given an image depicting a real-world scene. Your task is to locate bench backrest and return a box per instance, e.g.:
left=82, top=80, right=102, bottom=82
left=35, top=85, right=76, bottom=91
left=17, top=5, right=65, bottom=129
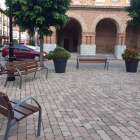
left=5, top=59, right=38, bottom=74
left=77, top=55, right=107, bottom=59
left=0, top=92, right=14, bottom=119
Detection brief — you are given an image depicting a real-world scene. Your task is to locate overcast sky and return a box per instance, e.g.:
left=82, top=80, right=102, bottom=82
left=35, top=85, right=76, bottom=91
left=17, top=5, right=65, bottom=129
left=0, top=0, right=6, bottom=10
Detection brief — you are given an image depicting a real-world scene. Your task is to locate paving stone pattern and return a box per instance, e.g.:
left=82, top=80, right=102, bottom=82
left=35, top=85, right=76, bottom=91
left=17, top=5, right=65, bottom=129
left=0, top=67, right=140, bottom=140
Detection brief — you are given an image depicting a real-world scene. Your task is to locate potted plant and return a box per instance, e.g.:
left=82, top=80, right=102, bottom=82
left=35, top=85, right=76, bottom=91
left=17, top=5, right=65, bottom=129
left=122, top=48, right=140, bottom=73
left=47, top=47, right=71, bottom=73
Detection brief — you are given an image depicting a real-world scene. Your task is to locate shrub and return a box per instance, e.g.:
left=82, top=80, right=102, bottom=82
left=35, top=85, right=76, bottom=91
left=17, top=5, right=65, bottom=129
left=122, top=48, right=139, bottom=61
left=13, top=39, right=18, bottom=45
left=29, top=39, right=35, bottom=46
left=47, top=47, right=71, bottom=60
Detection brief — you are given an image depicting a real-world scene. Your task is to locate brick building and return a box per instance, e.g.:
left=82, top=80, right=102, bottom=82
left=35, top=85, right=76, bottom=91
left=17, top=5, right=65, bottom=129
left=44, top=0, right=139, bottom=59
left=0, top=5, right=9, bottom=45
left=13, top=26, right=30, bottom=45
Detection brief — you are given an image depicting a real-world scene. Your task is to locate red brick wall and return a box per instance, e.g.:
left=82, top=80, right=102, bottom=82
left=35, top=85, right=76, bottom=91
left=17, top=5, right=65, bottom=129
left=44, top=6, right=140, bottom=52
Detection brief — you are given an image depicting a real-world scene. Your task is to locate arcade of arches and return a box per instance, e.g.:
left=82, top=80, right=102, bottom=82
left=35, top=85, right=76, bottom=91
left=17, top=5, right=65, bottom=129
left=43, top=6, right=140, bottom=59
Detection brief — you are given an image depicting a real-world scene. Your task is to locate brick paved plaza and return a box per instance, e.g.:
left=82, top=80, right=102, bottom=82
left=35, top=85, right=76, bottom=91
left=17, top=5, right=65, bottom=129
left=0, top=61, right=140, bottom=140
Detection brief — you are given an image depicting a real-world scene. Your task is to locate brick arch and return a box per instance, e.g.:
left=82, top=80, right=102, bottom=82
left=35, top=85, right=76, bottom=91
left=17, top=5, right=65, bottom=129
left=91, top=14, right=124, bottom=33
left=66, top=11, right=88, bottom=32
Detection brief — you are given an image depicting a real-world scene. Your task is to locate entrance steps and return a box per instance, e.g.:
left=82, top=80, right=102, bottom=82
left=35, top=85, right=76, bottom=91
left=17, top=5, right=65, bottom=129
left=70, top=53, right=117, bottom=60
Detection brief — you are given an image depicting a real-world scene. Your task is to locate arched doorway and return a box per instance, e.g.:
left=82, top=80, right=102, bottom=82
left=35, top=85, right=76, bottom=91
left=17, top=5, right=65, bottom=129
left=95, top=19, right=117, bottom=54
left=57, top=18, right=82, bottom=52
left=125, top=25, right=138, bottom=50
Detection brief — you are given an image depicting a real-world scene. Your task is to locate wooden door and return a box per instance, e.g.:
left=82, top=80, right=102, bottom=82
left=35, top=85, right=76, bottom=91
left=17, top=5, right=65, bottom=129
left=64, top=39, right=69, bottom=51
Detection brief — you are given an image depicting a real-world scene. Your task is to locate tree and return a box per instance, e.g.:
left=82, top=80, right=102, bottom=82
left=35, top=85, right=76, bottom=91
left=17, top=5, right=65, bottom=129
left=13, top=39, right=18, bottom=45
left=6, top=0, right=71, bottom=66
left=125, top=0, right=140, bottom=27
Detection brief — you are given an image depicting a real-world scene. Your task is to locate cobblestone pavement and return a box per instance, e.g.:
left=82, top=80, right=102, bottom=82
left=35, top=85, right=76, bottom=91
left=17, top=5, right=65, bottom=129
left=0, top=67, right=140, bottom=140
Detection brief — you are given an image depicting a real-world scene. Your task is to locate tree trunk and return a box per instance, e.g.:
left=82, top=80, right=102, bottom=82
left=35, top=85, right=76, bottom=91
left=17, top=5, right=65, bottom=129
left=40, top=35, right=44, bottom=67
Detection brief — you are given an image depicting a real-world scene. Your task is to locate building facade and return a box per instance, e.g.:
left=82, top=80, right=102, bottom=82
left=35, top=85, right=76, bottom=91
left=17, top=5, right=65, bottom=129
left=44, top=0, right=140, bottom=59
left=13, top=26, right=30, bottom=45
left=0, top=5, right=9, bottom=45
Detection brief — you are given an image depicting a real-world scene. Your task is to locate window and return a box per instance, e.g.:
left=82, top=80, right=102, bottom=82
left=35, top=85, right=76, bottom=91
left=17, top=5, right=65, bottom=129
left=13, top=46, right=19, bottom=51
left=112, top=0, right=118, bottom=1
left=21, top=33, right=25, bottom=39
left=13, top=33, right=17, bottom=38
left=20, top=46, right=29, bottom=51
left=126, top=0, right=130, bottom=3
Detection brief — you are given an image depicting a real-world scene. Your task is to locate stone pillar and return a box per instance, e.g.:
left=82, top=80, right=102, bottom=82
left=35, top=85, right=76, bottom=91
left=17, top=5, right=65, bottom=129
left=80, top=32, right=96, bottom=55
left=77, top=35, right=81, bottom=53
left=137, top=28, right=140, bottom=50
left=115, top=33, right=126, bottom=59
left=91, top=32, right=96, bottom=45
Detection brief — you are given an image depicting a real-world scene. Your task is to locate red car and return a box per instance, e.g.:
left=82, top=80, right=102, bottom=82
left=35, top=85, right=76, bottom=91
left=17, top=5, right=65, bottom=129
left=2, top=45, right=47, bottom=61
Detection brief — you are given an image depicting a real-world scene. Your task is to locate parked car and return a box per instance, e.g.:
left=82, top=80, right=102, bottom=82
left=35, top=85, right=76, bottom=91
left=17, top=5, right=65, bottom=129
left=2, top=45, right=47, bottom=61
left=26, top=45, right=40, bottom=51
left=0, top=45, right=7, bottom=52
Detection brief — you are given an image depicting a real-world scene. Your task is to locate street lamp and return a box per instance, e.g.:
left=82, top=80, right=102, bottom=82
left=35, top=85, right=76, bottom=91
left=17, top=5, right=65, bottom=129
left=8, top=0, right=15, bottom=81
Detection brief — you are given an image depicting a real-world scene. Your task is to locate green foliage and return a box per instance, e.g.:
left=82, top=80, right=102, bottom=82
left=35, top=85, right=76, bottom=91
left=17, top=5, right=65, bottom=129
left=47, top=47, right=71, bottom=60
left=122, top=48, right=139, bottom=61
left=125, top=0, right=140, bottom=26
left=136, top=53, right=140, bottom=59
left=5, top=0, right=71, bottom=36
left=13, top=39, right=18, bottom=45
left=29, top=39, right=35, bottom=46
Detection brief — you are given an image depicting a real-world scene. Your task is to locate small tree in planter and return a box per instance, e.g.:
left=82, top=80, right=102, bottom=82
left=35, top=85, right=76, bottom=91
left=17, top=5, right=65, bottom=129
left=122, top=48, right=140, bottom=72
left=47, top=47, right=71, bottom=73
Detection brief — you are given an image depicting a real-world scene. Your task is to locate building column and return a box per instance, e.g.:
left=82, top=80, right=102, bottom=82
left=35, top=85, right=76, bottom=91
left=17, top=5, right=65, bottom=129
left=137, top=28, right=140, bottom=50
left=115, top=33, right=126, bottom=59
left=77, top=34, right=81, bottom=53
left=80, top=32, right=96, bottom=55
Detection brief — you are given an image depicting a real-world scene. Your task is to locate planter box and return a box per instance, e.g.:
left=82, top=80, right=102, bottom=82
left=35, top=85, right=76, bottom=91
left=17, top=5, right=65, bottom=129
left=125, top=59, right=139, bottom=73
left=53, top=59, right=68, bottom=73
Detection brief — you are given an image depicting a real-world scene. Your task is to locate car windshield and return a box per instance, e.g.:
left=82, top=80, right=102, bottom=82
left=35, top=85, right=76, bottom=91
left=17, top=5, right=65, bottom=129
left=26, top=46, right=34, bottom=51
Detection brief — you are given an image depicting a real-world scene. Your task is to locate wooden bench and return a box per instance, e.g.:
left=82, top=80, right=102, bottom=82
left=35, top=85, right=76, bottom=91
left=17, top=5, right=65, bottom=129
left=0, top=91, right=42, bottom=140
left=77, top=55, right=109, bottom=70
left=4, top=59, right=48, bottom=89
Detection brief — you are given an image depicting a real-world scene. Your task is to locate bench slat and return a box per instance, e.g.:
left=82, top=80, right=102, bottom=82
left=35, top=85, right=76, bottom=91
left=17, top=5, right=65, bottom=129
left=6, top=62, right=37, bottom=71
left=8, top=67, right=46, bottom=76
left=11, top=103, right=33, bottom=116
left=7, top=66, right=37, bottom=74
left=0, top=105, right=8, bottom=117
left=13, top=110, right=26, bottom=121
left=9, top=97, right=40, bottom=112
left=5, top=59, right=37, bottom=66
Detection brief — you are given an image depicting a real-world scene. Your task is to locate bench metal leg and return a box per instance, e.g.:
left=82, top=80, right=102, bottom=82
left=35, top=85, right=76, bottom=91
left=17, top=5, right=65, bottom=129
left=107, top=62, right=109, bottom=70
left=77, top=59, right=79, bottom=69
left=46, top=68, right=48, bottom=78
left=4, top=117, right=11, bottom=140
left=37, top=108, right=42, bottom=137
left=43, top=63, right=48, bottom=78
left=19, top=75, right=22, bottom=89
left=4, top=75, right=8, bottom=87
left=104, top=62, right=106, bottom=69
left=34, top=71, right=36, bottom=78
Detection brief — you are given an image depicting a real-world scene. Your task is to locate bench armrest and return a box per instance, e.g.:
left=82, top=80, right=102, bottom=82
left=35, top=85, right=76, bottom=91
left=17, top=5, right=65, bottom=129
left=15, top=68, right=22, bottom=76
left=13, top=97, right=41, bottom=109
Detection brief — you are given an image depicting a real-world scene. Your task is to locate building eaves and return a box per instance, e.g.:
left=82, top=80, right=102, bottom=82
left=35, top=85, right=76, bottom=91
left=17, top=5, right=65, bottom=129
left=70, top=4, right=127, bottom=9
left=0, top=7, right=7, bottom=15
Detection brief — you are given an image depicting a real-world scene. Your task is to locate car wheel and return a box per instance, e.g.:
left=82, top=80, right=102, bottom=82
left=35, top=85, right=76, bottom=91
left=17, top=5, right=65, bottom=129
left=5, top=55, right=9, bottom=61
left=34, top=55, right=40, bottom=61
